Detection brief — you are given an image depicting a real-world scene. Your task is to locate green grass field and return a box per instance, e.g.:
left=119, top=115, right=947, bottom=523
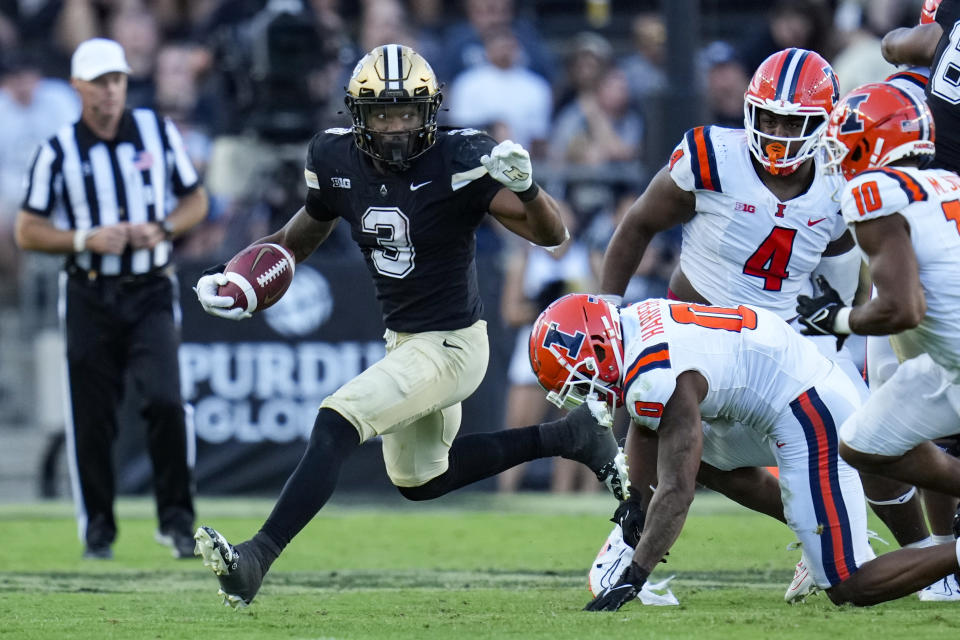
left=1, top=491, right=959, bottom=639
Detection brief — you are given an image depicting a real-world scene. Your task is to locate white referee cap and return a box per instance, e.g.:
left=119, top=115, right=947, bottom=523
left=71, top=38, right=131, bottom=81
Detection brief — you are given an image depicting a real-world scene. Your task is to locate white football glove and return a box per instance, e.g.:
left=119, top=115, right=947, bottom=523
left=480, top=139, right=533, bottom=192
left=194, top=273, right=252, bottom=321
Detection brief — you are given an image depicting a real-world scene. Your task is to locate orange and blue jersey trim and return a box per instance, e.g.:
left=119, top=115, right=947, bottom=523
left=685, top=126, right=721, bottom=192
left=790, top=388, right=858, bottom=585
left=623, top=342, right=671, bottom=391
left=872, top=166, right=928, bottom=203
left=886, top=70, right=928, bottom=91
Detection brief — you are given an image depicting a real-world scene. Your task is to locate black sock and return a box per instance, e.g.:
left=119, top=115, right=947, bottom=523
left=258, top=408, right=359, bottom=552
left=537, top=416, right=575, bottom=458
left=398, top=425, right=543, bottom=500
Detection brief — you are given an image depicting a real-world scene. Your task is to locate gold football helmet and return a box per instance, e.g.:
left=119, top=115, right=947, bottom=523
left=345, top=44, right=443, bottom=169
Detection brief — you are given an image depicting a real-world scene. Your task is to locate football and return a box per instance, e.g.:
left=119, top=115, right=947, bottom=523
left=217, top=242, right=296, bottom=313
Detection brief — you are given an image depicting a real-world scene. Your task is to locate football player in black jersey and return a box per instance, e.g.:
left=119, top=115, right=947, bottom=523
left=191, top=44, right=629, bottom=608
left=882, top=0, right=960, bottom=173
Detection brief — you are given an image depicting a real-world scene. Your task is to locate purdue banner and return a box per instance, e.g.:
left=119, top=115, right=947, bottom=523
left=115, top=253, right=510, bottom=495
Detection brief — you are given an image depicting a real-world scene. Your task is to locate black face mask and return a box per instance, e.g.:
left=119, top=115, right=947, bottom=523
left=347, top=96, right=441, bottom=170
left=369, top=128, right=424, bottom=170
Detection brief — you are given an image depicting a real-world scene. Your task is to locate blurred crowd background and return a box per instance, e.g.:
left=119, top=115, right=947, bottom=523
left=0, top=0, right=926, bottom=495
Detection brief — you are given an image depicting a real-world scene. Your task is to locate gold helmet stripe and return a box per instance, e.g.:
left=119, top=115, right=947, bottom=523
left=384, top=44, right=403, bottom=93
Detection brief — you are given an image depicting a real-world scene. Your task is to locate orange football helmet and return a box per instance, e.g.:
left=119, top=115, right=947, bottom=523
left=822, top=82, right=936, bottom=180
left=920, top=0, right=942, bottom=24
left=528, top=294, right=624, bottom=411
left=744, top=48, right=840, bottom=176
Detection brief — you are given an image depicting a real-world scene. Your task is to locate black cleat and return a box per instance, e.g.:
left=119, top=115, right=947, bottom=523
left=194, top=526, right=265, bottom=608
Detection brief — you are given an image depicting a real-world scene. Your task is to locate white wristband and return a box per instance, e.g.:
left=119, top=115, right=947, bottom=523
left=73, top=229, right=90, bottom=253
left=530, top=226, right=571, bottom=256
left=833, top=307, right=852, bottom=335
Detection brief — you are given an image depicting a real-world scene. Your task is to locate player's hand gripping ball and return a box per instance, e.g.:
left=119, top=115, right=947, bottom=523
left=195, top=243, right=295, bottom=320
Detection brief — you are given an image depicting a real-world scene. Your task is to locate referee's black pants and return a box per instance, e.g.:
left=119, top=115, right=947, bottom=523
left=63, top=270, right=195, bottom=548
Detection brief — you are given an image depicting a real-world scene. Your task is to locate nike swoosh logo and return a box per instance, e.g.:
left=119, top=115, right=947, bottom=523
left=262, top=290, right=282, bottom=306
left=776, top=441, right=786, bottom=448
left=251, top=247, right=272, bottom=272
left=410, top=180, right=432, bottom=191
left=442, top=339, right=462, bottom=350
left=807, top=218, right=827, bottom=226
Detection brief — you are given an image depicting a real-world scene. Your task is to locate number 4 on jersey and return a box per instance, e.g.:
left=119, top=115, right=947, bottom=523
left=742, top=227, right=797, bottom=291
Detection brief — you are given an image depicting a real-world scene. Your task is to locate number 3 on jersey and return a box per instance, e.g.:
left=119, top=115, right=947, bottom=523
left=361, top=206, right=415, bottom=278
left=743, top=227, right=797, bottom=291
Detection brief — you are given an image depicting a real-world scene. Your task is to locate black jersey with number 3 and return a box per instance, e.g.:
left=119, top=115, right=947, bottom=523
left=929, top=0, right=960, bottom=172
left=303, top=127, right=504, bottom=333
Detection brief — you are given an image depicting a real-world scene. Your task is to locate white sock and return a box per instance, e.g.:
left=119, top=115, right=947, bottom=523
left=906, top=537, right=935, bottom=549
left=932, top=534, right=955, bottom=545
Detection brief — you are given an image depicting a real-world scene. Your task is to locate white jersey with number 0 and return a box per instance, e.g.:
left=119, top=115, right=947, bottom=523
left=619, top=298, right=832, bottom=431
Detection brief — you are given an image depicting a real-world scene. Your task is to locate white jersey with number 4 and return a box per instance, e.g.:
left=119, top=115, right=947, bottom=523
left=619, top=298, right=833, bottom=431
left=841, top=167, right=960, bottom=376
left=669, top=126, right=847, bottom=319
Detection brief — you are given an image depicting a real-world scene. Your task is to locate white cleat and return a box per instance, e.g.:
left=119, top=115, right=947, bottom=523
left=918, top=574, right=960, bottom=601
left=784, top=552, right=819, bottom=603
left=588, top=525, right=635, bottom=597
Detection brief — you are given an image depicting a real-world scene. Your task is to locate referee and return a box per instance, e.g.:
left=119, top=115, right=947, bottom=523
left=14, top=38, right=208, bottom=559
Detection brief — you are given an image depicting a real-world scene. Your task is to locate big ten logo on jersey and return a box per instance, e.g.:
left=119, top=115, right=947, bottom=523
left=178, top=341, right=385, bottom=443
left=331, top=177, right=351, bottom=189
left=734, top=201, right=756, bottom=214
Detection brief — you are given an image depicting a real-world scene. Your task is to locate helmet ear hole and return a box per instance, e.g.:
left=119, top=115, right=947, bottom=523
left=593, top=344, right=607, bottom=362
left=850, top=139, right=867, bottom=163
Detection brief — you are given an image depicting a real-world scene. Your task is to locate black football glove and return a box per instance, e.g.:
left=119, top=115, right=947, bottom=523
left=611, top=495, right=646, bottom=548
left=796, top=275, right=848, bottom=350
left=583, top=561, right=650, bottom=612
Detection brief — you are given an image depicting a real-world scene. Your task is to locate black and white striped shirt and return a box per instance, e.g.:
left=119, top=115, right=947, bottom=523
left=21, top=108, right=200, bottom=276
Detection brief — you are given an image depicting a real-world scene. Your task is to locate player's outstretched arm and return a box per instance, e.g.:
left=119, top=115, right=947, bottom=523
left=488, top=186, right=567, bottom=247
left=633, top=370, right=706, bottom=572
left=881, top=22, right=942, bottom=66
left=484, top=140, right=567, bottom=247
left=600, top=166, right=695, bottom=297
left=585, top=369, right=706, bottom=612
